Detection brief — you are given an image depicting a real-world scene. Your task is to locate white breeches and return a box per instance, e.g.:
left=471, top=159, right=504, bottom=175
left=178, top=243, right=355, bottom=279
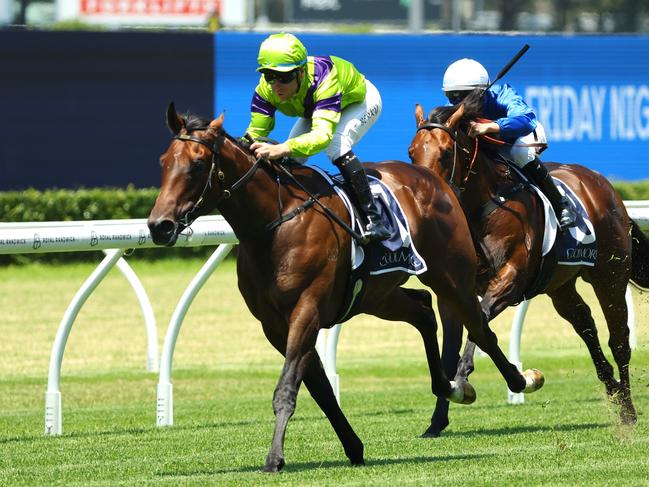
left=288, top=79, right=382, bottom=162
left=504, top=122, right=547, bottom=168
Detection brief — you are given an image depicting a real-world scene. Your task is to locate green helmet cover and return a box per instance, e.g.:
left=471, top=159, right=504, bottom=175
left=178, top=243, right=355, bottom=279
left=257, top=33, right=308, bottom=72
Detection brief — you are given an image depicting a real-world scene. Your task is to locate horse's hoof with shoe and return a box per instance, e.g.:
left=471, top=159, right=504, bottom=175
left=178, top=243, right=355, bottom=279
left=522, top=368, right=545, bottom=393
left=448, top=380, right=477, bottom=404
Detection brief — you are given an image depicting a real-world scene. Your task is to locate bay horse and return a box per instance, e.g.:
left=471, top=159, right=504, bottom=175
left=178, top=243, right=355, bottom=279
left=147, top=103, right=544, bottom=472
left=409, top=90, right=649, bottom=436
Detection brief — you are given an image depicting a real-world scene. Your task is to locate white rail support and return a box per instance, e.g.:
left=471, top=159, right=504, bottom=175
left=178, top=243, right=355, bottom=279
left=157, top=243, right=234, bottom=427
left=6, top=200, right=647, bottom=432
left=315, top=324, right=342, bottom=405
left=113, top=255, right=159, bottom=372
left=45, top=248, right=125, bottom=435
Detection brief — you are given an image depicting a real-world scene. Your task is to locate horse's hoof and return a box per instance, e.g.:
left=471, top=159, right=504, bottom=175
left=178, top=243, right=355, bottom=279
left=448, top=380, right=477, bottom=404
left=522, top=369, right=545, bottom=393
left=620, top=404, right=638, bottom=425
left=421, top=424, right=445, bottom=438
left=262, top=456, right=285, bottom=473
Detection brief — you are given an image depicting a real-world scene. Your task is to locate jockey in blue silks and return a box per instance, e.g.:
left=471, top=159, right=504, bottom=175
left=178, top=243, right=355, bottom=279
left=442, top=58, right=576, bottom=230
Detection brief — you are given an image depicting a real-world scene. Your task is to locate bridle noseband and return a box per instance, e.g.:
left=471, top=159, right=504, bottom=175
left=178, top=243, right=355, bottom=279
left=172, top=131, right=262, bottom=229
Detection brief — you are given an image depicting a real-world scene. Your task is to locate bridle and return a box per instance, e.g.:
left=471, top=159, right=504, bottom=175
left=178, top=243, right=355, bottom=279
left=173, top=130, right=262, bottom=229
left=416, top=122, right=479, bottom=192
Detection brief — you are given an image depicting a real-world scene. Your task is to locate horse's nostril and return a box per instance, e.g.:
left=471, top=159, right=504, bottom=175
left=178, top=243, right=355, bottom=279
left=148, top=219, right=177, bottom=245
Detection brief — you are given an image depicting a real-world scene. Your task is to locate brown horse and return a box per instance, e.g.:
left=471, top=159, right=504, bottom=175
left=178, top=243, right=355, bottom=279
left=147, top=103, right=544, bottom=472
left=409, top=91, right=649, bottom=436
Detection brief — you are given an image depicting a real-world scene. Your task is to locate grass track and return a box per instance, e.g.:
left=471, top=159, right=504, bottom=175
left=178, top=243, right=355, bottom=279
left=1, top=257, right=648, bottom=485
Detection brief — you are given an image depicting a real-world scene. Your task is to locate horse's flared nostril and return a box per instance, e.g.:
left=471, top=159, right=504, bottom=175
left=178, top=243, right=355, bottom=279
left=147, top=219, right=178, bottom=246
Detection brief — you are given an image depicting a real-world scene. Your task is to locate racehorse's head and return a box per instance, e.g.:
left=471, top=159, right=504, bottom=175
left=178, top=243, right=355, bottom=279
left=147, top=102, right=225, bottom=246
left=409, top=90, right=484, bottom=189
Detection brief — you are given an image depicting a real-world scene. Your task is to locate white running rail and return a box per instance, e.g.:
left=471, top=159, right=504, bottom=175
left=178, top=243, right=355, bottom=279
left=1, top=201, right=646, bottom=432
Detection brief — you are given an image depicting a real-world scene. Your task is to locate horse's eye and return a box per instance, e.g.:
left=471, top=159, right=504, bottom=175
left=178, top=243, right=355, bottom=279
left=189, top=160, right=207, bottom=175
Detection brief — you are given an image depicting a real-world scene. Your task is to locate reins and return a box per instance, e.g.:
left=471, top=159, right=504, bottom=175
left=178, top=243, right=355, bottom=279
left=175, top=130, right=365, bottom=241
left=270, top=161, right=365, bottom=241
left=416, top=117, right=546, bottom=191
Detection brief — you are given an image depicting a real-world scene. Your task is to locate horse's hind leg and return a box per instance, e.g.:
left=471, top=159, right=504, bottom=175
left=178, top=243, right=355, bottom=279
left=548, top=278, right=618, bottom=392
left=549, top=276, right=635, bottom=424
left=589, top=274, right=636, bottom=424
left=425, top=298, right=464, bottom=438
left=371, top=287, right=455, bottom=401
left=438, top=286, right=531, bottom=394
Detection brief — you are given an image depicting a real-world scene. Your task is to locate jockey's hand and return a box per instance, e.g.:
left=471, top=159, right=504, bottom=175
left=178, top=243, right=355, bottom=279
left=250, top=142, right=291, bottom=160
left=468, top=121, right=500, bottom=138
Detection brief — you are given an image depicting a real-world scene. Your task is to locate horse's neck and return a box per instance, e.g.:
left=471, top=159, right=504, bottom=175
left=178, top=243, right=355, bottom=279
left=216, top=145, right=285, bottom=241
left=457, top=152, right=501, bottom=213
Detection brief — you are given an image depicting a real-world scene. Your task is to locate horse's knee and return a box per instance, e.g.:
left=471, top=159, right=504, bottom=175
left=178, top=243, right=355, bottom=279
left=272, top=384, right=298, bottom=415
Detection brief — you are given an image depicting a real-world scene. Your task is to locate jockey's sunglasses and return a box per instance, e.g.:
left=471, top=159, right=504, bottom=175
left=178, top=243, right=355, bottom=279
left=263, top=70, right=298, bottom=85
left=446, top=91, right=470, bottom=105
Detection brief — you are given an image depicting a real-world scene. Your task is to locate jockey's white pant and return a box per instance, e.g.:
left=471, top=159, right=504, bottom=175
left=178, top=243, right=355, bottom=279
left=503, top=122, right=548, bottom=168
left=288, top=79, right=382, bottom=163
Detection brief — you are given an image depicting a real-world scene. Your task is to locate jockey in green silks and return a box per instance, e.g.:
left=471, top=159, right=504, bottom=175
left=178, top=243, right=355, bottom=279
left=245, top=32, right=390, bottom=243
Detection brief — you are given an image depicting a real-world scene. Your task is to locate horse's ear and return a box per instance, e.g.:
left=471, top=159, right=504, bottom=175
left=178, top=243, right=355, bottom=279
left=166, top=102, right=184, bottom=134
left=415, top=104, right=426, bottom=127
left=446, top=104, right=465, bottom=129
left=208, top=112, right=225, bottom=131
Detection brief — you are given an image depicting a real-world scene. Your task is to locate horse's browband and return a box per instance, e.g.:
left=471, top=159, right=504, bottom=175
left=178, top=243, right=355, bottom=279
left=417, top=122, right=456, bottom=140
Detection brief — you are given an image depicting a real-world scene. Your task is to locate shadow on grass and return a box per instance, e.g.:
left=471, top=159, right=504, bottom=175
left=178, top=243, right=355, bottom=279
left=442, top=421, right=608, bottom=438
left=0, top=417, right=613, bottom=446
left=155, top=452, right=492, bottom=477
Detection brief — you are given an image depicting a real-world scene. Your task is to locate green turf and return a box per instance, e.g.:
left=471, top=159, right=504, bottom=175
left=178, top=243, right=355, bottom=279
left=1, top=258, right=648, bottom=485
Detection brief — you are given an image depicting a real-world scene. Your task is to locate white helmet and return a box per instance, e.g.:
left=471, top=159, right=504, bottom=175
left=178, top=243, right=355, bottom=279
left=442, top=58, right=490, bottom=92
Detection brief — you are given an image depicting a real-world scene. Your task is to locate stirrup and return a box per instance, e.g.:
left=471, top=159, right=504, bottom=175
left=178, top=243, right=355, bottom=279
left=362, top=219, right=390, bottom=243
left=558, top=207, right=577, bottom=230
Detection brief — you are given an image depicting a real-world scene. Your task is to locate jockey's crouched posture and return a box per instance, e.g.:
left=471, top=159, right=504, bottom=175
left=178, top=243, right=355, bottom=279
left=442, top=58, right=576, bottom=230
left=245, top=32, right=390, bottom=243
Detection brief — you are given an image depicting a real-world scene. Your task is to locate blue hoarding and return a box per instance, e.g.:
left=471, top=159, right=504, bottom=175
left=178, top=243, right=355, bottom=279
left=214, top=32, right=649, bottom=180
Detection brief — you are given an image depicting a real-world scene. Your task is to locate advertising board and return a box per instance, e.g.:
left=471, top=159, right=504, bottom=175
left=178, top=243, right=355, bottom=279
left=215, top=33, right=649, bottom=180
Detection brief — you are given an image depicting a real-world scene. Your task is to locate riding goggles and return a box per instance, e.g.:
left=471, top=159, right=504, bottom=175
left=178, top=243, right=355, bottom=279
left=445, top=90, right=471, bottom=105
left=263, top=70, right=298, bottom=85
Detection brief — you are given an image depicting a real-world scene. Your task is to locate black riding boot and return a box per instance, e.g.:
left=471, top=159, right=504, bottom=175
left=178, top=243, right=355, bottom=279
left=334, top=151, right=390, bottom=243
left=522, top=158, right=576, bottom=230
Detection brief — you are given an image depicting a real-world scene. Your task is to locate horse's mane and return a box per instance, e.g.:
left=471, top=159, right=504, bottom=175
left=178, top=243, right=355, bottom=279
left=181, top=111, right=249, bottom=151
left=427, top=89, right=485, bottom=127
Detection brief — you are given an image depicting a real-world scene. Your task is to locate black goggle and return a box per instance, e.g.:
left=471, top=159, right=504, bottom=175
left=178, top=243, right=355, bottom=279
left=446, top=91, right=471, bottom=105
left=263, top=70, right=298, bottom=85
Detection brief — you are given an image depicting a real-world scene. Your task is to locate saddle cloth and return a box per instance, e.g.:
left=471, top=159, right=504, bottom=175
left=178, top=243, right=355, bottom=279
left=310, top=165, right=427, bottom=275
left=495, top=164, right=598, bottom=299
left=531, top=177, right=598, bottom=267
left=309, top=165, right=427, bottom=322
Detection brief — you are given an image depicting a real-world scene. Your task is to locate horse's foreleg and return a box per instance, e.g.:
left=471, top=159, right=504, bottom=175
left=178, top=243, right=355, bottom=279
left=446, top=291, right=534, bottom=394
left=263, top=303, right=320, bottom=473
left=480, top=262, right=528, bottom=321
left=302, top=355, right=365, bottom=466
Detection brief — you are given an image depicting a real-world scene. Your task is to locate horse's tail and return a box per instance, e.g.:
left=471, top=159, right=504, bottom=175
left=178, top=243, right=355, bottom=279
left=631, top=219, right=649, bottom=289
